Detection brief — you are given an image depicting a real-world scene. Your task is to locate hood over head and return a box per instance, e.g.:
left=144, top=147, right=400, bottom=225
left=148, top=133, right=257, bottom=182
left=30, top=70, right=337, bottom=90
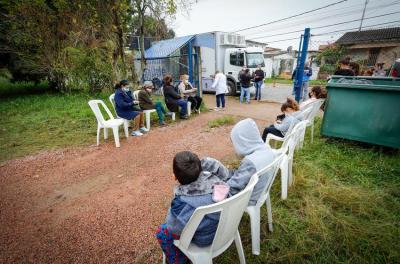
left=230, top=118, right=265, bottom=157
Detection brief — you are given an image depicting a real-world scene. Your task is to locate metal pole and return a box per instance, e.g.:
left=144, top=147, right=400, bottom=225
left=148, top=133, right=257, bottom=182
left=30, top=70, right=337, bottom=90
left=295, top=28, right=310, bottom=103
left=292, top=34, right=303, bottom=95
left=188, top=40, right=193, bottom=84
left=359, top=0, right=369, bottom=31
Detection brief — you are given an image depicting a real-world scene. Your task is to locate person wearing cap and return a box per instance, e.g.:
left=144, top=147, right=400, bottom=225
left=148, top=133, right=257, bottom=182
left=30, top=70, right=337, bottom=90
left=138, top=81, right=172, bottom=126
left=114, top=80, right=148, bottom=137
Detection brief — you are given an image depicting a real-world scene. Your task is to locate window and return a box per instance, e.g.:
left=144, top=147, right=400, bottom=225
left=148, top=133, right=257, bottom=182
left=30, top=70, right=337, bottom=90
left=246, top=53, right=265, bottom=68
left=230, top=52, right=244, bottom=66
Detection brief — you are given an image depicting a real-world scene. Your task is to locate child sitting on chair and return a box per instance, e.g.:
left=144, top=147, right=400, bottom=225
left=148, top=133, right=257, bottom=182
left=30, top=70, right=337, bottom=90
left=156, top=151, right=230, bottom=264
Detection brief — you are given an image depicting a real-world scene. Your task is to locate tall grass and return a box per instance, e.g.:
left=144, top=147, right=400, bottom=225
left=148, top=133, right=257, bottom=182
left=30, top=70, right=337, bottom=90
left=214, top=119, right=400, bottom=263
left=0, top=77, right=50, bottom=96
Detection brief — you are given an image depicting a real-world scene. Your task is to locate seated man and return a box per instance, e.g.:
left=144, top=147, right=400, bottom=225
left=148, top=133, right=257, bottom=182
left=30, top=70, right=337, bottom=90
left=138, top=81, right=172, bottom=126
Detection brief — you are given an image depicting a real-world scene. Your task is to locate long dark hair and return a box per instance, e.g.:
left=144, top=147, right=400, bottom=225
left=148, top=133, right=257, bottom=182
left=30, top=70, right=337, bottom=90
left=114, top=79, right=129, bottom=90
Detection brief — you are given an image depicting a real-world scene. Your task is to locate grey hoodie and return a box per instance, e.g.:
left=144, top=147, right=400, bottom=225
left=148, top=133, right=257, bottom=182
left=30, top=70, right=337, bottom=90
left=227, top=118, right=276, bottom=205
left=274, top=111, right=304, bottom=135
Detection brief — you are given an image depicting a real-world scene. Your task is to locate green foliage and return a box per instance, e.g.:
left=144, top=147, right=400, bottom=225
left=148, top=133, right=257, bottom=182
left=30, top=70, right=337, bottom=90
left=0, top=78, right=50, bottom=97
left=214, top=119, right=400, bottom=263
left=319, top=64, right=337, bottom=74
left=317, top=45, right=347, bottom=74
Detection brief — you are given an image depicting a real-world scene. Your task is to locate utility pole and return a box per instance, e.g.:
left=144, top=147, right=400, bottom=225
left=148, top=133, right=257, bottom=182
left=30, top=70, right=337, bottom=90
left=359, top=0, right=369, bottom=31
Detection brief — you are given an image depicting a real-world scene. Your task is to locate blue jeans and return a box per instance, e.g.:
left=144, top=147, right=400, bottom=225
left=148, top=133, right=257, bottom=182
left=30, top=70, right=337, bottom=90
left=240, top=86, right=250, bottom=103
left=154, top=101, right=166, bottom=123
left=177, top=99, right=188, bottom=117
left=216, top=94, right=225, bottom=108
left=254, top=81, right=263, bottom=100
left=301, top=81, right=309, bottom=101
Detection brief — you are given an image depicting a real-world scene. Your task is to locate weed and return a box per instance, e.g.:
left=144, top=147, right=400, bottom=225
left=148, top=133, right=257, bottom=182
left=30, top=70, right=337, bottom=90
left=207, top=116, right=235, bottom=130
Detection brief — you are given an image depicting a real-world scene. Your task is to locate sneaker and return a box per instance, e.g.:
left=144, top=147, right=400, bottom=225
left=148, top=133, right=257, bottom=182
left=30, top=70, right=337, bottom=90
left=220, top=107, right=225, bottom=111
left=159, top=121, right=167, bottom=126
left=166, top=112, right=174, bottom=117
left=214, top=107, right=220, bottom=112
left=131, top=130, right=143, bottom=137
left=139, top=127, right=149, bottom=133
left=180, top=115, right=189, bottom=120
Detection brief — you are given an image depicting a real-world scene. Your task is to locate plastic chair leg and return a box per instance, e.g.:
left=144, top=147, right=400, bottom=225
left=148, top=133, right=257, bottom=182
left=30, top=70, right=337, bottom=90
left=171, top=113, right=176, bottom=121
left=123, top=120, right=129, bottom=138
left=145, top=111, right=151, bottom=131
left=247, top=207, right=261, bottom=255
left=280, top=156, right=289, bottom=200
left=235, top=230, right=246, bottom=264
left=288, top=158, right=294, bottom=186
left=266, top=195, right=273, bottom=232
left=96, top=126, right=101, bottom=146
left=104, top=127, right=108, bottom=140
left=187, top=102, right=191, bottom=116
left=112, top=126, right=120, bottom=148
left=311, top=122, right=314, bottom=144
left=162, top=253, right=166, bottom=264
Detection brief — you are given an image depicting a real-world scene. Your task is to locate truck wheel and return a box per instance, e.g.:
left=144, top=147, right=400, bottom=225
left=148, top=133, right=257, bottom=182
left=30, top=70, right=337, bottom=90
left=227, top=80, right=237, bottom=96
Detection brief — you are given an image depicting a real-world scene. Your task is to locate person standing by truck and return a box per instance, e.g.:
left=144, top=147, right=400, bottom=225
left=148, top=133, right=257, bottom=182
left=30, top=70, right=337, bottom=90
left=253, top=65, right=265, bottom=101
left=239, top=67, right=251, bottom=104
left=212, top=70, right=228, bottom=111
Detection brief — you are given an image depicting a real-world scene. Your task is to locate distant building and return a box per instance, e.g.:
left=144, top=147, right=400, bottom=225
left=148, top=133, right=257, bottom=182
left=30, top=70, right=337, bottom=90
left=335, top=27, right=400, bottom=69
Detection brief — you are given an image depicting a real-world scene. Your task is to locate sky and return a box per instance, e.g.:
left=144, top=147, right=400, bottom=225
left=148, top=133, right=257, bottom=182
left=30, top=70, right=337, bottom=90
left=172, top=0, right=400, bottom=50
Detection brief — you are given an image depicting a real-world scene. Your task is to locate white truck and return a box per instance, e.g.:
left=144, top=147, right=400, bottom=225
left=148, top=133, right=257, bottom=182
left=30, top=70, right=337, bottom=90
left=196, top=32, right=266, bottom=95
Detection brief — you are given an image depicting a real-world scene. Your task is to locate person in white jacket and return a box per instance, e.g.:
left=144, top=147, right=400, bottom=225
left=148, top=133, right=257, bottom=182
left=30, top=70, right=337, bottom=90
left=211, top=70, right=228, bottom=111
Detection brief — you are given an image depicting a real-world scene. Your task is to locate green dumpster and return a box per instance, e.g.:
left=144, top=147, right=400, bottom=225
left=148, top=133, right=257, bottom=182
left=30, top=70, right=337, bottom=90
left=321, top=76, right=400, bottom=148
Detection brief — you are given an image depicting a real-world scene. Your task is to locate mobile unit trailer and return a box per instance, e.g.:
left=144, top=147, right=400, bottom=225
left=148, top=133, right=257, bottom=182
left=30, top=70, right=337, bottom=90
left=195, top=32, right=266, bottom=95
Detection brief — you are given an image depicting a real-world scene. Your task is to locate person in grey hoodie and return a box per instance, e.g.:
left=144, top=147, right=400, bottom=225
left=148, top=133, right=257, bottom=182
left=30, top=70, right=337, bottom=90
left=262, top=98, right=304, bottom=142
left=201, top=118, right=277, bottom=206
left=156, top=151, right=230, bottom=264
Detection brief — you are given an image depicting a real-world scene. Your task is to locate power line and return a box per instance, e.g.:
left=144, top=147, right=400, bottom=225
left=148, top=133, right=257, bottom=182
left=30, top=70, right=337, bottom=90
left=262, top=20, right=400, bottom=44
left=249, top=11, right=399, bottom=40
left=244, top=0, right=400, bottom=37
left=232, top=0, right=348, bottom=33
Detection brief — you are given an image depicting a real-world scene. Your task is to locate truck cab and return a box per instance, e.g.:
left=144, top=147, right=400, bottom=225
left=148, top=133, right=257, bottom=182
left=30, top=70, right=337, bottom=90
left=224, top=47, right=265, bottom=95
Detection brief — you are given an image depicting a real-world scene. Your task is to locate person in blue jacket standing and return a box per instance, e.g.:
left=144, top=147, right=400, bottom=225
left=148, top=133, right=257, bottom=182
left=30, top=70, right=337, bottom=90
left=114, top=80, right=148, bottom=137
left=291, top=62, right=313, bottom=101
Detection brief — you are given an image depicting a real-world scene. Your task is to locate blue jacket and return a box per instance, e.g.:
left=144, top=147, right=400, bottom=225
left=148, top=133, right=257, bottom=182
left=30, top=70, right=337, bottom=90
left=114, top=89, right=138, bottom=120
left=303, top=67, right=313, bottom=82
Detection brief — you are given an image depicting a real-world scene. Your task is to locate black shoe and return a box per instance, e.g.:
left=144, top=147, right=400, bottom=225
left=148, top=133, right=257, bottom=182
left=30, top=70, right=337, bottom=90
left=180, top=115, right=189, bottom=119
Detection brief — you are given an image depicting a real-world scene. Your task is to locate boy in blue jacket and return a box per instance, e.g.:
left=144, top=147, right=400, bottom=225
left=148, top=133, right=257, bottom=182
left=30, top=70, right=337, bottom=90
left=156, top=151, right=230, bottom=264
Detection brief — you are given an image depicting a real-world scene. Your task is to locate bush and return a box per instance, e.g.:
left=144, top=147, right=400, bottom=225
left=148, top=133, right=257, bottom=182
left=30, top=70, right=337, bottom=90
left=0, top=78, right=50, bottom=97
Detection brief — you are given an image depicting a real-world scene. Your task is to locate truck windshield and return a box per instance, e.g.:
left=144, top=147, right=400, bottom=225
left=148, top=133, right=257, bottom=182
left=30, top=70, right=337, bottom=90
left=246, top=53, right=265, bottom=68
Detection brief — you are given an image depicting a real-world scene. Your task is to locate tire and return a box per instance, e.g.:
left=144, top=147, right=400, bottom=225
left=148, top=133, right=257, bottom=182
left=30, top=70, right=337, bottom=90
left=227, top=80, right=237, bottom=96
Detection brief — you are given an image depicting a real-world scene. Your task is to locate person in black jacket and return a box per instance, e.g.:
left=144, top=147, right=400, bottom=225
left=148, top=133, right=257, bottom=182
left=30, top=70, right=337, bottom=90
left=253, top=65, right=265, bottom=101
left=334, top=59, right=355, bottom=76
left=163, top=74, right=189, bottom=119
left=239, top=67, right=251, bottom=104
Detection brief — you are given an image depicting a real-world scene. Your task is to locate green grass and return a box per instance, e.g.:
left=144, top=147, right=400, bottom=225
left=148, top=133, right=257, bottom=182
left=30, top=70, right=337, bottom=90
left=0, top=78, right=50, bottom=96
left=265, top=78, right=327, bottom=86
left=207, top=116, right=236, bottom=129
left=214, top=118, right=400, bottom=263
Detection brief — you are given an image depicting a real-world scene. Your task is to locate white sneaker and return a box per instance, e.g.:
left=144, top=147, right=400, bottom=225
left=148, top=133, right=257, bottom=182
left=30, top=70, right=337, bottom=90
left=139, top=127, right=149, bottom=133
left=131, top=130, right=143, bottom=137
left=214, top=107, right=220, bottom=111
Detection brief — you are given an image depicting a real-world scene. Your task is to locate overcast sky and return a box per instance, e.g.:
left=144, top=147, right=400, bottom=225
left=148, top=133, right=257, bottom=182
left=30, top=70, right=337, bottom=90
left=172, top=0, right=400, bottom=50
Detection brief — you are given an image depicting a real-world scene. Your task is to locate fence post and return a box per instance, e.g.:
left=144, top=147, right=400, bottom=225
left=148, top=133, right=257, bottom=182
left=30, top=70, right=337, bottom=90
left=188, top=40, right=193, bottom=84
left=294, top=28, right=310, bottom=103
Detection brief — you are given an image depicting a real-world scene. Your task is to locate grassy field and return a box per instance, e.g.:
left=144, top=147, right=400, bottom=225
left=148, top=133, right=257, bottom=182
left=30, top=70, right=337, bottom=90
left=0, top=91, right=174, bottom=162
left=215, top=119, right=400, bottom=263
left=265, top=78, right=328, bottom=86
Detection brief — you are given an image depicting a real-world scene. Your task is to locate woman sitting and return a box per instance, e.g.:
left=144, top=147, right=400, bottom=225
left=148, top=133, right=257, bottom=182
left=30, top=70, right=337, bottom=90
left=163, top=75, right=189, bottom=119
left=299, top=86, right=327, bottom=109
left=177, top=74, right=202, bottom=113
left=262, top=98, right=303, bottom=142
left=138, top=81, right=172, bottom=126
left=114, top=80, right=148, bottom=137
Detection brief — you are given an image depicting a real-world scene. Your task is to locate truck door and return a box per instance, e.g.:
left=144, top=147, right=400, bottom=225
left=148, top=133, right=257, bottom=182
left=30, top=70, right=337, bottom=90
left=226, top=51, right=245, bottom=81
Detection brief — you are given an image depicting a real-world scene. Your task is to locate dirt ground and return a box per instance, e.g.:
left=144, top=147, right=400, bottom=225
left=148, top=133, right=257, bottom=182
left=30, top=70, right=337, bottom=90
left=0, top=95, right=280, bottom=263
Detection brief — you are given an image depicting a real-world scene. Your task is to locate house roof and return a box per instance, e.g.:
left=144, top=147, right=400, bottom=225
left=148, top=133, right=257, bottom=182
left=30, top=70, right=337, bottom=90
left=144, top=35, right=194, bottom=59
left=336, top=27, right=400, bottom=45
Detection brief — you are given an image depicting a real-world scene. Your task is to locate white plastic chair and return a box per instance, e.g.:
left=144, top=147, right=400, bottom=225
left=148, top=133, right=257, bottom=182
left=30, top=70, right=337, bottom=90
left=132, top=90, right=157, bottom=130
left=299, top=99, right=325, bottom=146
left=88, top=100, right=127, bottom=148
left=266, top=120, right=308, bottom=199
left=108, top=94, right=129, bottom=137
left=245, top=152, right=287, bottom=255
left=163, top=175, right=259, bottom=264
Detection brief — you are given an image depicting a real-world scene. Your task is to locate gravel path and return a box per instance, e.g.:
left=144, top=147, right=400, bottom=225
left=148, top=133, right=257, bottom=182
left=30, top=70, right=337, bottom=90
left=0, top=96, right=279, bottom=263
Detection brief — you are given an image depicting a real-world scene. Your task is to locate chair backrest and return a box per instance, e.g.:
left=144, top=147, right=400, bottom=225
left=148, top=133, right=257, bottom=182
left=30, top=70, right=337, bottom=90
left=109, top=93, right=116, bottom=112
left=88, top=100, right=115, bottom=125
left=133, top=90, right=140, bottom=101
left=302, top=99, right=325, bottom=122
left=253, top=152, right=286, bottom=208
left=177, top=175, right=259, bottom=253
